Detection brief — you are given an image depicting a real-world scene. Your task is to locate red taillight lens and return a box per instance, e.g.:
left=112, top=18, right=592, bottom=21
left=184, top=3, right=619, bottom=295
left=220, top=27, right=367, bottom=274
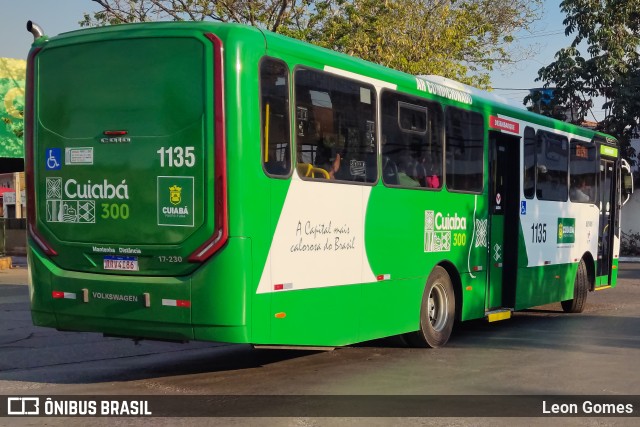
left=25, top=47, right=57, bottom=256
left=188, top=33, right=228, bottom=262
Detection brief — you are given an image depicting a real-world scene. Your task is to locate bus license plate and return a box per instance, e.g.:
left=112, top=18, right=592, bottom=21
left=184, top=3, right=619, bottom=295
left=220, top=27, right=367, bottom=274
left=103, top=256, right=139, bottom=271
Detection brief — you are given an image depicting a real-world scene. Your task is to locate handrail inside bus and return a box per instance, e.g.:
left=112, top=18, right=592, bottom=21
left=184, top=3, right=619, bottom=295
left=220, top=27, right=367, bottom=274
left=297, top=162, right=330, bottom=179
left=264, top=103, right=270, bottom=162
left=621, top=158, right=634, bottom=206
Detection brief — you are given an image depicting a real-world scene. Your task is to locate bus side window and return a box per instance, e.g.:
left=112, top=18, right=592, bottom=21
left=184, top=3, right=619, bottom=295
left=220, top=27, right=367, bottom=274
left=569, top=139, right=597, bottom=204
left=523, top=126, right=536, bottom=199
left=536, top=131, right=568, bottom=201
left=294, top=68, right=377, bottom=183
left=380, top=91, right=443, bottom=189
left=260, top=58, right=291, bottom=177
left=445, top=107, right=484, bottom=193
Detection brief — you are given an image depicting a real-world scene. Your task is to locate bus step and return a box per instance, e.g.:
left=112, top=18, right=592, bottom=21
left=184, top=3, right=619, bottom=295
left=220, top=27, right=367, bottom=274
left=485, top=309, right=512, bottom=323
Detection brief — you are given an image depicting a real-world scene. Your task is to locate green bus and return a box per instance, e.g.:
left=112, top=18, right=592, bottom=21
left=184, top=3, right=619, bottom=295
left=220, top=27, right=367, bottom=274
left=25, top=21, right=633, bottom=348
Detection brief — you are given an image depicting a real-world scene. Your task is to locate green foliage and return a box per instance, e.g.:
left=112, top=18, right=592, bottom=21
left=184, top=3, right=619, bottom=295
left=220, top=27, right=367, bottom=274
left=0, top=77, right=25, bottom=158
left=534, top=0, right=640, bottom=159
left=81, top=0, right=319, bottom=31
left=83, top=0, right=541, bottom=88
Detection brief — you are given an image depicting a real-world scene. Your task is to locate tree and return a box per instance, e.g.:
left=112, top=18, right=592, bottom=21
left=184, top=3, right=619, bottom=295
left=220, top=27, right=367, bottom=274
left=81, top=0, right=324, bottom=32
left=0, top=58, right=25, bottom=158
left=83, top=0, right=542, bottom=88
left=533, top=0, right=640, bottom=156
left=297, top=0, right=542, bottom=88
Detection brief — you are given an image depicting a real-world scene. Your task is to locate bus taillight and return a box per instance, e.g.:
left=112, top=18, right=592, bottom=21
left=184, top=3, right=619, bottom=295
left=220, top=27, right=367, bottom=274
left=26, top=47, right=57, bottom=256
left=188, top=33, right=228, bottom=262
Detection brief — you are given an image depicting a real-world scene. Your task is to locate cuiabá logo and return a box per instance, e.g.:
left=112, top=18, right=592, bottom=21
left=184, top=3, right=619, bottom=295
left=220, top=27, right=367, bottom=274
left=169, top=185, right=182, bottom=205
left=557, top=218, right=576, bottom=244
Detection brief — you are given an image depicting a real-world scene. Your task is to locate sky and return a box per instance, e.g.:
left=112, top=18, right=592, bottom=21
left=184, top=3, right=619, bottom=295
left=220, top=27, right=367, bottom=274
left=0, top=0, right=605, bottom=120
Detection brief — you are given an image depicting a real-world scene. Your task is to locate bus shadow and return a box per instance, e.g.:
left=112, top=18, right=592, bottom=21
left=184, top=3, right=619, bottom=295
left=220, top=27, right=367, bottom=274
left=355, top=304, right=640, bottom=352
left=449, top=309, right=640, bottom=352
left=0, top=340, right=322, bottom=385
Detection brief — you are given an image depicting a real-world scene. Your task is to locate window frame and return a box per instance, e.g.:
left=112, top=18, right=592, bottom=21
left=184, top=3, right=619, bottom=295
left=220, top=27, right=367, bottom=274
left=397, top=101, right=429, bottom=135
left=292, top=65, right=378, bottom=186
left=523, top=126, right=537, bottom=199
left=569, top=138, right=598, bottom=204
left=535, top=129, right=569, bottom=202
left=259, top=56, right=293, bottom=179
left=380, top=88, right=445, bottom=191
left=444, top=106, right=485, bottom=194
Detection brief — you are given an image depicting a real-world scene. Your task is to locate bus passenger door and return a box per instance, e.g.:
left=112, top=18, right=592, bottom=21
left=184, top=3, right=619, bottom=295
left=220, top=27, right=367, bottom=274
left=487, top=131, right=520, bottom=310
left=597, top=158, right=616, bottom=285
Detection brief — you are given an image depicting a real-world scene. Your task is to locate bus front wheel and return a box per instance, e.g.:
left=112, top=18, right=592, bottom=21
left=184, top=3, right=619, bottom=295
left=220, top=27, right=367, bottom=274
left=561, top=259, right=589, bottom=313
left=405, top=266, right=455, bottom=348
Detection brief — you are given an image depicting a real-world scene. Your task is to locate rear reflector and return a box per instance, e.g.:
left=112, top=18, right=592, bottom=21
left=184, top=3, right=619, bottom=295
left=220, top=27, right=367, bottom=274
left=103, top=130, right=128, bottom=135
left=52, top=291, right=76, bottom=300
left=162, top=299, right=191, bottom=307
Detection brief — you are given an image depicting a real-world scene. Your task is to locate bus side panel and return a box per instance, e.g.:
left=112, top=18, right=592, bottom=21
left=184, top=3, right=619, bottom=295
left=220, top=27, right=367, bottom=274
left=364, top=187, right=489, bottom=326
left=359, top=278, right=423, bottom=343
left=28, top=246, right=57, bottom=328
left=251, top=176, right=294, bottom=344
left=515, top=263, right=579, bottom=310
left=611, top=258, right=619, bottom=287
left=516, top=197, right=600, bottom=308
left=610, top=232, right=620, bottom=287
left=267, top=285, right=361, bottom=346
left=459, top=272, right=486, bottom=321
left=192, top=237, right=252, bottom=343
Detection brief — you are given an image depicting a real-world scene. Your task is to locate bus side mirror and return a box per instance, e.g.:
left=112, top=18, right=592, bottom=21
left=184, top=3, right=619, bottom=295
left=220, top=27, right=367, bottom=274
left=621, top=159, right=634, bottom=206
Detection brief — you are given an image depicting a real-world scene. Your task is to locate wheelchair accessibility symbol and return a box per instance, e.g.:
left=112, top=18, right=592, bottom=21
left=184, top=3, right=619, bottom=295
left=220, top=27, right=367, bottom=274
left=46, top=148, right=62, bottom=170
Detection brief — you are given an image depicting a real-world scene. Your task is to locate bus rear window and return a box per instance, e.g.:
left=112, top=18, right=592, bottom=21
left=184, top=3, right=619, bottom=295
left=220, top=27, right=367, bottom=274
left=38, top=37, right=204, bottom=138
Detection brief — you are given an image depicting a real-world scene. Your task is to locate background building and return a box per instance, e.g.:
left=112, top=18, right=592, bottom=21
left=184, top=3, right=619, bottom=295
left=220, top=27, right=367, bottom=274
left=0, top=58, right=26, bottom=256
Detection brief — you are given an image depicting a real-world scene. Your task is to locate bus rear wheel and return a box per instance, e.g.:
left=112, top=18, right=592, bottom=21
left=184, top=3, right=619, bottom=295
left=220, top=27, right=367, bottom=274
left=561, top=259, right=589, bottom=313
left=404, top=266, right=455, bottom=348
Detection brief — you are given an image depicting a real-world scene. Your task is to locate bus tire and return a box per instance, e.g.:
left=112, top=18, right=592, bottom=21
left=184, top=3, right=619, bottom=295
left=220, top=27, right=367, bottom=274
left=405, top=266, right=455, bottom=348
left=561, top=259, right=589, bottom=313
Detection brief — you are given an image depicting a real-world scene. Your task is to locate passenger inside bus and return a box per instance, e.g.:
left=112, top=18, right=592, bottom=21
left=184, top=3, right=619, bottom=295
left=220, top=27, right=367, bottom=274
left=315, top=142, right=342, bottom=180
left=571, top=176, right=593, bottom=202
left=397, top=156, right=420, bottom=187
left=414, top=153, right=440, bottom=188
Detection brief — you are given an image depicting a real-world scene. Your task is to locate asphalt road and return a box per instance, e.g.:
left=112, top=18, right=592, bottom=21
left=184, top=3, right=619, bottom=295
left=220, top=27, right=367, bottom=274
left=1, top=263, right=639, bottom=426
